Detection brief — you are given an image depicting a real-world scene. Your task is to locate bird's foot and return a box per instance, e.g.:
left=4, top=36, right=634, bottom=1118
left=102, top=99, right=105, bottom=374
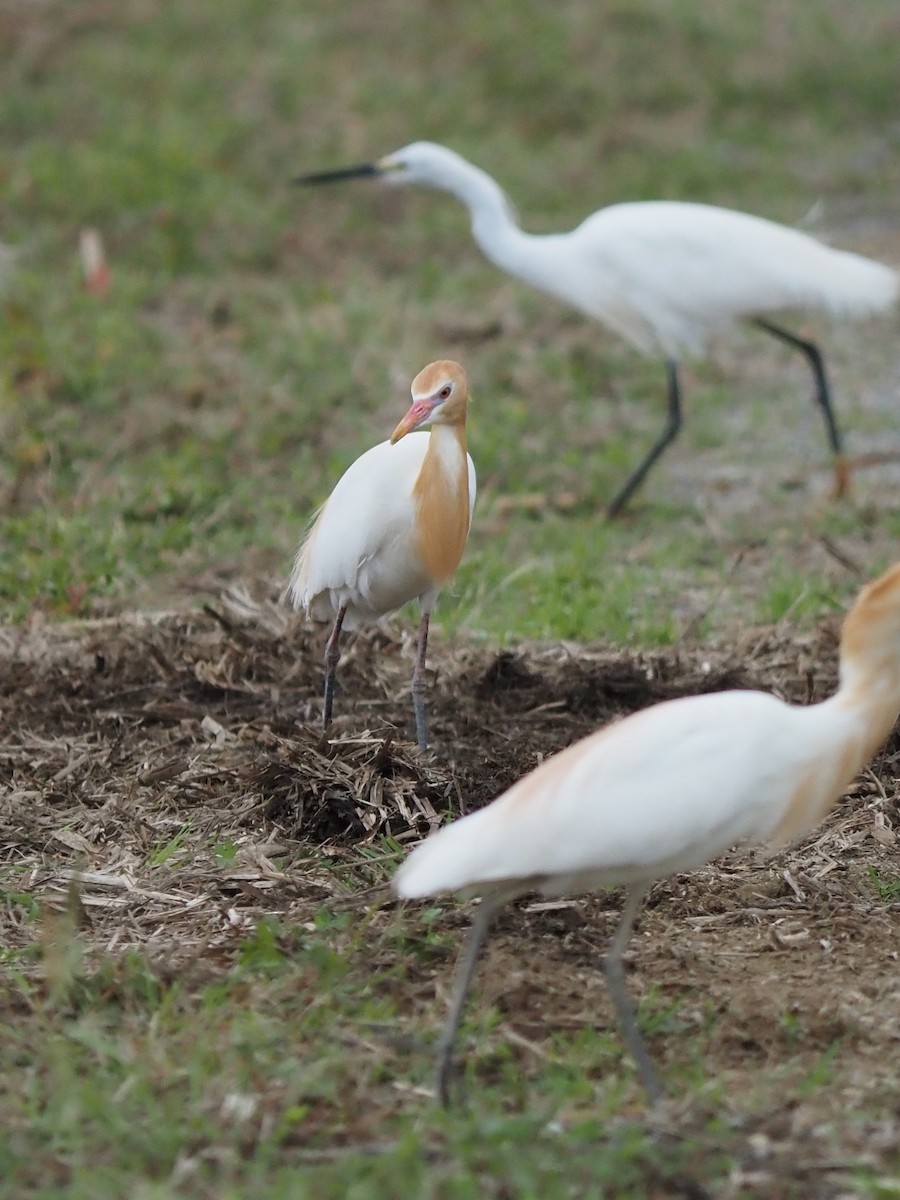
left=829, top=454, right=852, bottom=500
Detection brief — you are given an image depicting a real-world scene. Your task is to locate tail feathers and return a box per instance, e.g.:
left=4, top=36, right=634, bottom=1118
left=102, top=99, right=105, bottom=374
left=284, top=503, right=327, bottom=611
left=283, top=540, right=311, bottom=611
left=816, top=249, right=899, bottom=316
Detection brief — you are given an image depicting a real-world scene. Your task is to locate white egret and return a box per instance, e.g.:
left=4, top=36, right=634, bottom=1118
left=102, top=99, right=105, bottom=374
left=394, top=560, right=900, bottom=1103
left=288, top=360, right=476, bottom=750
left=297, top=141, right=898, bottom=515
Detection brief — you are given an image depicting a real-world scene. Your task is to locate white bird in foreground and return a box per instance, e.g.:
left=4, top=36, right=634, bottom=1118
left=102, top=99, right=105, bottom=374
left=394, top=560, right=900, bottom=1104
left=288, top=360, right=476, bottom=749
left=297, top=141, right=899, bottom=516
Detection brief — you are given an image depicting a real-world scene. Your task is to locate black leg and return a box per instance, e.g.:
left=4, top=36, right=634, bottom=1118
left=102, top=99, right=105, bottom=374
left=322, top=604, right=347, bottom=728
left=755, top=319, right=850, bottom=496
left=434, top=895, right=501, bottom=1106
left=411, top=611, right=430, bottom=750
left=607, top=359, right=683, bottom=518
left=603, top=886, right=664, bottom=1105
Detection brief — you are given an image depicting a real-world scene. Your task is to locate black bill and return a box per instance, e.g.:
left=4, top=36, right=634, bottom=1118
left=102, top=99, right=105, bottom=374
left=293, top=163, right=379, bottom=185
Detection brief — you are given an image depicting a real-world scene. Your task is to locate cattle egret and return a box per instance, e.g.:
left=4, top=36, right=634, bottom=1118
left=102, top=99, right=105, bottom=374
left=297, top=142, right=899, bottom=515
left=288, top=360, right=476, bottom=750
left=394, top=560, right=900, bottom=1104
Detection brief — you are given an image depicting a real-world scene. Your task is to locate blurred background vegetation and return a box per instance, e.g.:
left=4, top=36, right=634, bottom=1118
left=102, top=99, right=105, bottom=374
left=2, top=0, right=899, bottom=637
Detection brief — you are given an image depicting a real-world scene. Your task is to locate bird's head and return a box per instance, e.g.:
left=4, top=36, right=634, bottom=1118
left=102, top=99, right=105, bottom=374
left=295, top=142, right=470, bottom=193
left=390, top=361, right=469, bottom=443
left=374, top=142, right=470, bottom=189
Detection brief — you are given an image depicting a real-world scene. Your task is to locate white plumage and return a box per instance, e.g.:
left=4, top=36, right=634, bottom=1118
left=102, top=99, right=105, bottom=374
left=289, top=432, right=475, bottom=628
left=288, top=360, right=476, bottom=749
left=394, top=560, right=900, bottom=1104
left=298, top=141, right=899, bottom=514
left=396, top=691, right=850, bottom=899
left=472, top=196, right=898, bottom=359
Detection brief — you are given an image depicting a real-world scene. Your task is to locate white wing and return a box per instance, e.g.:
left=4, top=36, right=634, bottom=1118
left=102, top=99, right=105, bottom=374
left=289, top=436, right=476, bottom=628
left=289, top=434, right=432, bottom=627
left=395, top=688, right=854, bottom=899
left=520, top=202, right=898, bottom=356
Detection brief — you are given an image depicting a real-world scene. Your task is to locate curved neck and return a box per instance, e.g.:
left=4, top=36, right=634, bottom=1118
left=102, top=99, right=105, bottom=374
left=835, top=657, right=900, bottom=763
left=834, top=566, right=900, bottom=758
left=770, top=673, right=897, bottom=848
left=435, top=160, right=527, bottom=263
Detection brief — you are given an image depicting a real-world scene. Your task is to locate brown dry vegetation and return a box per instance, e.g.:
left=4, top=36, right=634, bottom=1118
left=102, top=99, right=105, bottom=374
left=2, top=597, right=898, bottom=1195
left=3, top=1, right=900, bottom=1195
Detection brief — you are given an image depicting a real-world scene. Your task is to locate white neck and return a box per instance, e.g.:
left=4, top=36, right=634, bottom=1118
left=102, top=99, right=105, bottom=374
left=432, top=158, right=529, bottom=266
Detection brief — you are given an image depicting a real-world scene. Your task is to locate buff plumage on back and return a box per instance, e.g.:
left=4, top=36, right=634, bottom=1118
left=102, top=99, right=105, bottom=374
left=288, top=504, right=323, bottom=610
left=397, top=560, right=900, bottom=903
left=391, top=560, right=900, bottom=1103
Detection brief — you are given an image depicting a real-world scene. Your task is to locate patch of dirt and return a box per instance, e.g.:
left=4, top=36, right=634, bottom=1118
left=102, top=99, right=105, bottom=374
left=0, top=591, right=846, bottom=854
left=1, top=595, right=898, bottom=1195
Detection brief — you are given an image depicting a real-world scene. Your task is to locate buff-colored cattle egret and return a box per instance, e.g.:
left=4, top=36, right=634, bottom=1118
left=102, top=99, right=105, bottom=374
left=394, top=561, right=900, bottom=1103
left=297, top=142, right=898, bottom=515
left=288, top=360, right=476, bottom=749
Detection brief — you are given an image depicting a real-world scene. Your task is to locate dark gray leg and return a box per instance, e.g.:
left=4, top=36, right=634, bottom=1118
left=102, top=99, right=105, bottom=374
left=755, top=319, right=850, bottom=496
left=411, top=611, right=430, bottom=750
left=322, top=604, right=347, bottom=728
left=434, top=895, right=501, bottom=1106
left=607, top=359, right=683, bottom=518
left=603, top=886, right=664, bottom=1105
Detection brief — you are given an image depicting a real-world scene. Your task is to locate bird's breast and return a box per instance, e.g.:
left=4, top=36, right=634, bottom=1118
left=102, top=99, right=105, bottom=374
left=412, top=432, right=471, bottom=585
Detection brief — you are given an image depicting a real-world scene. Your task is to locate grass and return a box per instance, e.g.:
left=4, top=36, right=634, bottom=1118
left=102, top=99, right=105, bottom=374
left=3, top=803, right=899, bottom=1200
left=3, top=1, right=900, bottom=1196
left=867, top=865, right=900, bottom=902
left=0, top=904, right=833, bottom=1200
left=2, top=0, right=900, bottom=635
left=4, top=870, right=897, bottom=1199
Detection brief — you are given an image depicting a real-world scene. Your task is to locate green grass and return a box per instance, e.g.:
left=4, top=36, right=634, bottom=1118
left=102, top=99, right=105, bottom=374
left=4, top=831, right=898, bottom=1200
left=4, top=887, right=895, bottom=1199
left=867, top=865, right=900, bottom=902
left=3, top=3, right=900, bottom=1196
left=2, top=0, right=899, bottom=634
left=0, top=905, right=783, bottom=1199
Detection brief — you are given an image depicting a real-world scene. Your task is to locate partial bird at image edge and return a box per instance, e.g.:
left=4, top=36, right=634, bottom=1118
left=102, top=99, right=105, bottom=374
left=393, top=559, right=900, bottom=1104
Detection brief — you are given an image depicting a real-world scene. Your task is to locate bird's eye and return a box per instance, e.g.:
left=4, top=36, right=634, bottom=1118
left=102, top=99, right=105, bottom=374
left=439, top=385, right=452, bottom=399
